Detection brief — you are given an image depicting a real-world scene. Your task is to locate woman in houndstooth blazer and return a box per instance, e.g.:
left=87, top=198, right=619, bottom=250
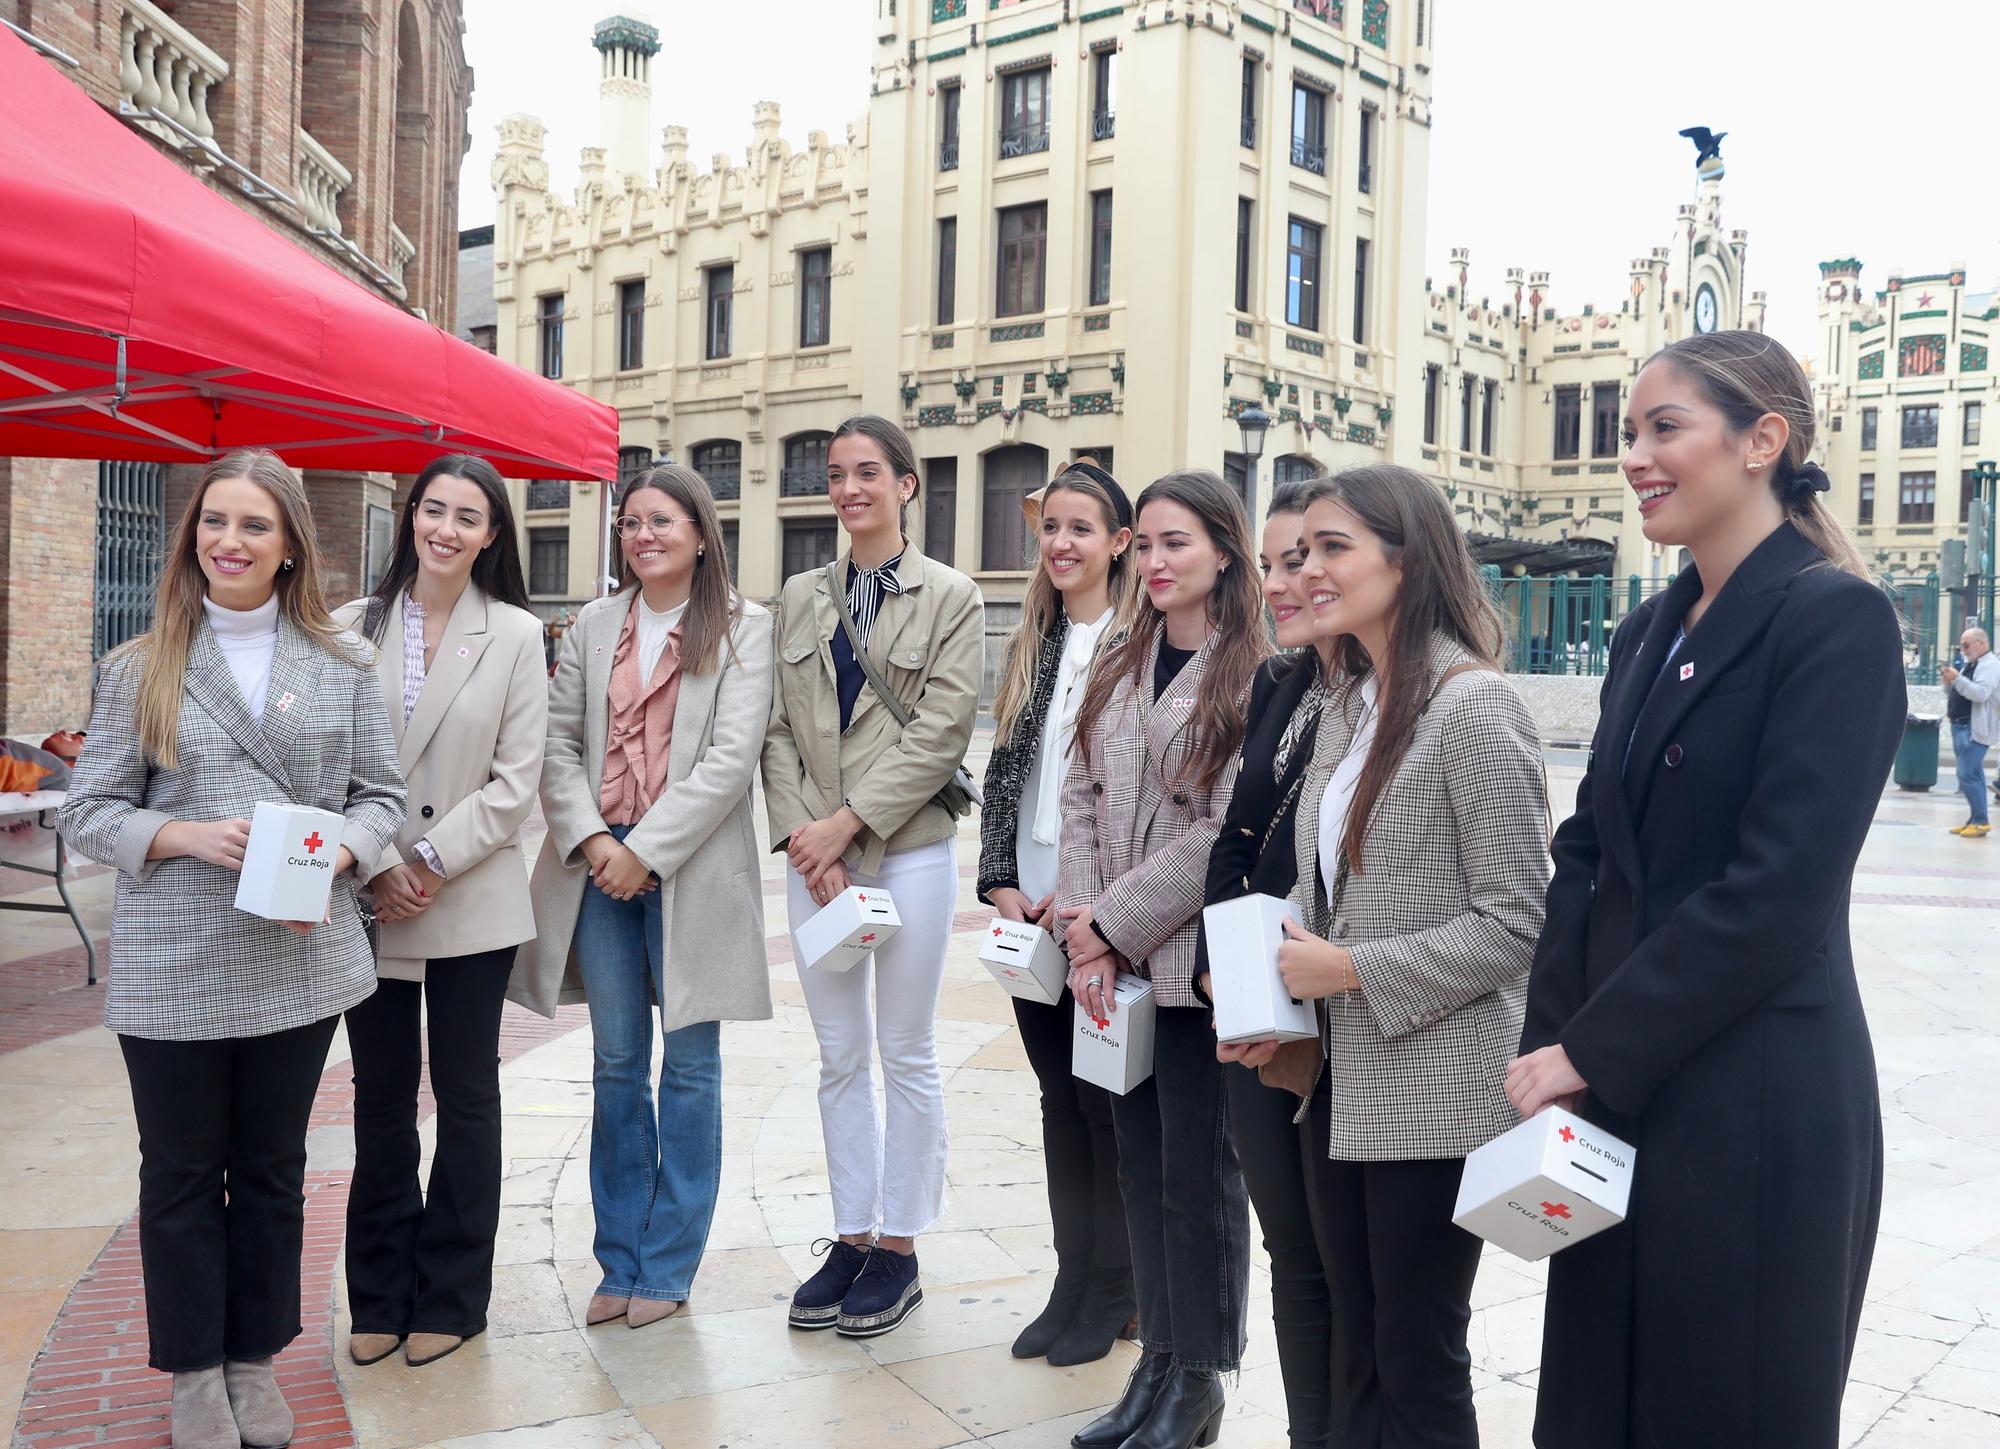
left=59, top=450, right=405, bottom=1449
left=1240, top=466, right=1550, bottom=1449
left=1058, top=470, right=1269, bottom=1449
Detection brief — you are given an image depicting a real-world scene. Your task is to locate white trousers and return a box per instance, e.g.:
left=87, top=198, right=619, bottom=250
left=788, top=838, right=957, bottom=1238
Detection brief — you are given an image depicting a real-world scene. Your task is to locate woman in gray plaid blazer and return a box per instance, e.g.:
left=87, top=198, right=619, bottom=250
left=1057, top=470, right=1269, bottom=1449
left=59, top=450, right=405, bottom=1449
left=1243, top=467, right=1549, bottom=1449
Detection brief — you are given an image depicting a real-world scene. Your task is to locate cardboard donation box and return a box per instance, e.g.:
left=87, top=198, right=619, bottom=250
left=1071, top=972, right=1158, bottom=1095
left=979, top=916, right=1069, bottom=1004
left=796, top=886, right=902, bottom=973
left=1452, top=1106, right=1636, bottom=1262
left=234, top=801, right=346, bottom=922
left=1203, top=893, right=1319, bottom=1045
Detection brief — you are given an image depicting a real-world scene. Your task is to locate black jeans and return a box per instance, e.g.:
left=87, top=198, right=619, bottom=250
left=344, top=946, right=515, bottom=1337
left=1013, top=990, right=1132, bottom=1286
left=119, top=1015, right=340, bottom=1372
left=1109, top=1003, right=1250, bottom=1371
left=1305, top=1077, right=1482, bottom=1449
left=1229, top=1062, right=1334, bottom=1448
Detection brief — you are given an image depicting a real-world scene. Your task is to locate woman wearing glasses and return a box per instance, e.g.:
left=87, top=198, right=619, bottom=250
left=518, top=465, right=774, bottom=1329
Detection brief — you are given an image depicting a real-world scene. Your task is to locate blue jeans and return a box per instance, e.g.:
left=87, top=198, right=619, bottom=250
left=1954, top=720, right=1991, bottom=826
left=572, top=824, right=722, bottom=1301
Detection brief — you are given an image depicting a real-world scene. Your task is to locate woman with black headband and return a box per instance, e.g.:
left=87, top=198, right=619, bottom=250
left=978, top=460, right=1138, bottom=1366
left=1513, top=332, right=1903, bottom=1447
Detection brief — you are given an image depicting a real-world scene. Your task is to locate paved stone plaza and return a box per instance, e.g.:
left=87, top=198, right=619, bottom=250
left=3, top=736, right=1998, bottom=1447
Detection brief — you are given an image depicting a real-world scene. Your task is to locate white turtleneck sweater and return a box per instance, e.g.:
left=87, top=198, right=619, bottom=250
left=202, top=593, right=280, bottom=719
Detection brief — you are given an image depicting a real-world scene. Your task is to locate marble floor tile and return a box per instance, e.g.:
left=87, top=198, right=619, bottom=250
left=414, top=1407, right=661, bottom=1448
left=340, top=1328, right=621, bottom=1449
left=631, top=1363, right=968, bottom=1449
left=885, top=1342, right=1137, bottom=1438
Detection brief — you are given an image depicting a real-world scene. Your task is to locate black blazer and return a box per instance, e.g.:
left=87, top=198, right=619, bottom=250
left=1522, top=522, right=1905, bottom=1448
left=1194, top=654, right=1321, bottom=984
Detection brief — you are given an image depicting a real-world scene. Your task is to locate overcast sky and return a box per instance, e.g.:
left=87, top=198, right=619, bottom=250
left=458, top=0, right=2000, bottom=366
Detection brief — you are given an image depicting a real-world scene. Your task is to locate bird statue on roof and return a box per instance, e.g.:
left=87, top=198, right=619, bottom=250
left=1679, top=127, right=1727, bottom=180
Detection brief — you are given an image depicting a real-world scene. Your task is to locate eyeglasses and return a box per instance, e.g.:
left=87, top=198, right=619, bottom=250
left=614, top=513, right=689, bottom=539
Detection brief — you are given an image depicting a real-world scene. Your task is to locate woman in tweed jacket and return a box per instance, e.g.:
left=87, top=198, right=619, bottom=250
left=60, top=450, right=406, bottom=1449
left=977, top=461, right=1137, bottom=1367
left=1057, top=470, right=1268, bottom=1449
left=1239, top=466, right=1549, bottom=1449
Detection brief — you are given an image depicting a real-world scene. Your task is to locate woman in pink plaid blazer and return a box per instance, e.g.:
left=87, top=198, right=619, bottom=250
left=1056, top=469, right=1269, bottom=1449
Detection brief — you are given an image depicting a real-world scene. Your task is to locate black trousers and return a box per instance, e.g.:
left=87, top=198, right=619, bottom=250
left=1230, top=1062, right=1335, bottom=1448
left=1305, top=1077, right=1483, bottom=1449
left=1109, top=1003, right=1250, bottom=1371
left=344, top=946, right=515, bottom=1337
left=119, top=1015, right=340, bottom=1372
left=1013, top=990, right=1132, bottom=1286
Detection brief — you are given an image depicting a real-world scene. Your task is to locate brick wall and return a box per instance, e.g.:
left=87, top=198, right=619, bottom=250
left=0, top=458, right=99, bottom=735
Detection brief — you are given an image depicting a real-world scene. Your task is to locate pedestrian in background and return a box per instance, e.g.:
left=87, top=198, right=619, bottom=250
left=1943, top=626, right=1996, bottom=837
left=1512, top=332, right=1905, bottom=1448
left=59, top=449, right=405, bottom=1449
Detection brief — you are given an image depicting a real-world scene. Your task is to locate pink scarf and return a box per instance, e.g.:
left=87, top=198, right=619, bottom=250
left=598, top=600, right=683, bottom=826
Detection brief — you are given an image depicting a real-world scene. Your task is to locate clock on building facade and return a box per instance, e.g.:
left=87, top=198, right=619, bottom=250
left=1694, top=282, right=1720, bottom=334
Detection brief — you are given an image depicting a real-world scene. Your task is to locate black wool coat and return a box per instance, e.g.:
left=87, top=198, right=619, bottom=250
left=1521, top=522, right=1906, bottom=1448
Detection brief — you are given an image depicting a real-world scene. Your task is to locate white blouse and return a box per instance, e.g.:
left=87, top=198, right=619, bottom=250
left=636, top=596, right=688, bottom=684
left=1318, top=675, right=1380, bottom=903
left=202, top=594, right=279, bottom=720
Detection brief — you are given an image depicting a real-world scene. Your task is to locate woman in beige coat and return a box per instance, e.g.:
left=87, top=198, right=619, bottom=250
left=334, top=454, right=547, bottom=1372
left=516, top=464, right=773, bottom=1330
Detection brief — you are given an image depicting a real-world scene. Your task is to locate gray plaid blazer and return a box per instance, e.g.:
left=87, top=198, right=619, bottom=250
left=58, top=617, right=406, bottom=1041
left=1058, top=630, right=1240, bottom=1009
left=1289, top=637, right=1550, bottom=1160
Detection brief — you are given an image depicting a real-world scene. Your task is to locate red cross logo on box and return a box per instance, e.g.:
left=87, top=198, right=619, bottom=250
left=992, top=925, right=1004, bottom=937
left=302, top=832, right=325, bottom=855
left=1541, top=1201, right=1572, bottom=1220
left=1559, top=1125, right=1575, bottom=1143
left=859, top=933, right=877, bottom=945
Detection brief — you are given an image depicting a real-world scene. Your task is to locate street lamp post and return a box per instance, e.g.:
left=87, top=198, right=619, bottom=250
left=1237, top=405, right=1271, bottom=523
left=1972, top=459, right=1998, bottom=641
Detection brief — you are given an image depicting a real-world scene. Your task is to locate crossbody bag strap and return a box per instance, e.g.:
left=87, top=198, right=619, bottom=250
left=828, top=566, right=915, bottom=730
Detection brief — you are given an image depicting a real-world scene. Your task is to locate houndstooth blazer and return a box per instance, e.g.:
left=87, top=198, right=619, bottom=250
left=58, top=617, right=407, bottom=1041
left=1289, top=636, right=1550, bottom=1161
left=1058, top=630, right=1240, bottom=1009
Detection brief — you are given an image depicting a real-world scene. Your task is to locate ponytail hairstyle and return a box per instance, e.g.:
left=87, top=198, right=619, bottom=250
left=118, top=449, right=356, bottom=769
left=1296, top=465, right=1506, bottom=871
left=1647, top=330, right=1869, bottom=580
left=991, top=461, right=1138, bottom=746
left=1073, top=469, right=1270, bottom=793
left=829, top=413, right=921, bottom=531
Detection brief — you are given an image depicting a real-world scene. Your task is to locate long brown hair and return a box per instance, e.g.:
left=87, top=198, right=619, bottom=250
left=117, top=449, right=356, bottom=769
left=362, top=454, right=531, bottom=638
left=1301, top=466, right=1506, bottom=870
left=1649, top=330, right=1868, bottom=579
left=613, top=464, right=745, bottom=675
left=1073, top=469, right=1268, bottom=792
left=991, top=464, right=1139, bottom=746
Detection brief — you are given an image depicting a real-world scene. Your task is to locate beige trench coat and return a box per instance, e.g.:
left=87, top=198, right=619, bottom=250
left=511, top=590, right=775, bottom=1033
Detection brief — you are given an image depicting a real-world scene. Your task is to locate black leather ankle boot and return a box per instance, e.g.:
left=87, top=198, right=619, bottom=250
left=1071, top=1348, right=1172, bottom=1447
left=1123, top=1366, right=1224, bottom=1449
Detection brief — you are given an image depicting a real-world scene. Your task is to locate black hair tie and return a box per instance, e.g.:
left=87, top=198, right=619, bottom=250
left=1785, top=460, right=1833, bottom=497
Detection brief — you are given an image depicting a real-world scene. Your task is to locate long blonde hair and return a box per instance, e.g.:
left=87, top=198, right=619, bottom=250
left=1649, top=331, right=1869, bottom=579
left=991, top=465, right=1138, bottom=745
left=118, top=449, right=355, bottom=768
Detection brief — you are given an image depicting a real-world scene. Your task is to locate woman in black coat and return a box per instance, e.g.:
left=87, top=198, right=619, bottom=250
left=1193, top=481, right=1336, bottom=1449
left=1510, top=331, right=1905, bottom=1448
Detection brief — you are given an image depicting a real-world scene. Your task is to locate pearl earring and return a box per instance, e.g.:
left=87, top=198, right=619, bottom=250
left=282, top=559, right=295, bottom=570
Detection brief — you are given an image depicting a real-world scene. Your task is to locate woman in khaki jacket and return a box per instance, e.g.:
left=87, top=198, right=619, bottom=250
left=333, top=455, right=547, bottom=1371
left=762, top=414, right=983, bottom=1340
left=516, top=464, right=773, bottom=1331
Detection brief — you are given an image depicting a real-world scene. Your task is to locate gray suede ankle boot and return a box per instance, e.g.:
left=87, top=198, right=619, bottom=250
left=170, top=1365, right=239, bottom=1449
left=223, top=1357, right=294, bottom=1448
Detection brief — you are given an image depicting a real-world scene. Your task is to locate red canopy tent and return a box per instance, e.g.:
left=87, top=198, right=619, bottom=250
left=0, top=28, right=616, bottom=479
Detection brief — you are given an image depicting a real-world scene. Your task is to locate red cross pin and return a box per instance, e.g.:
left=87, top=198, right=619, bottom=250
left=302, top=832, right=325, bottom=855
left=1559, top=1125, right=1575, bottom=1144
left=276, top=691, right=296, bottom=712
left=1542, top=1201, right=1573, bottom=1220
left=1679, top=662, right=1695, bottom=682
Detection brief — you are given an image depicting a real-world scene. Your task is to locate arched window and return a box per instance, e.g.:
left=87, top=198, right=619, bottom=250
left=691, top=440, right=742, bottom=500
left=982, top=444, right=1048, bottom=570
left=1273, top=454, right=1320, bottom=486
left=616, top=447, right=653, bottom=487
left=781, top=432, right=833, bottom=497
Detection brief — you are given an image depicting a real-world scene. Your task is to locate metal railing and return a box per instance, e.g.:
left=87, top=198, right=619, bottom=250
left=1479, top=567, right=1948, bottom=684
left=779, top=465, right=825, bottom=498
left=939, top=138, right=959, bottom=171
left=706, top=467, right=741, bottom=502
left=998, top=125, right=1050, bottom=160
left=1092, top=109, right=1116, bottom=141
left=1241, top=115, right=1257, bottom=149
left=1290, top=137, right=1326, bottom=174
left=525, top=480, right=570, bottom=511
